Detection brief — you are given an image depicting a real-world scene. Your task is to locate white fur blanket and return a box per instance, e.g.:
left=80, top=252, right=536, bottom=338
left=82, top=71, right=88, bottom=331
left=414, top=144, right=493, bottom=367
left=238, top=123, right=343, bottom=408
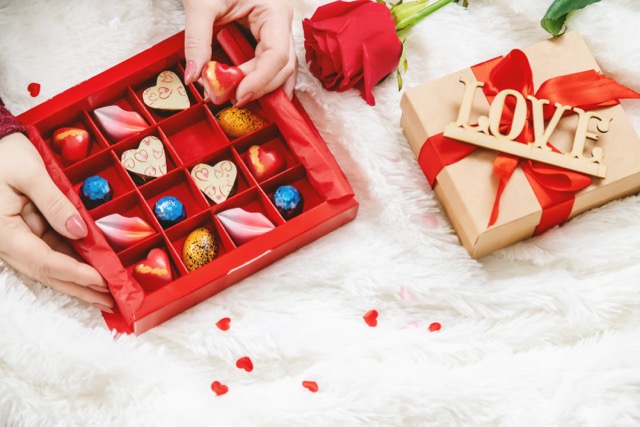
left=1, top=0, right=640, bottom=425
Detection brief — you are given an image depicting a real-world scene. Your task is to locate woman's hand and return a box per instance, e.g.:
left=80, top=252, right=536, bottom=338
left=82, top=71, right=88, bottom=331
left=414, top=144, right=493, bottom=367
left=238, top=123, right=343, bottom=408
left=183, top=0, right=297, bottom=106
left=0, top=132, right=114, bottom=312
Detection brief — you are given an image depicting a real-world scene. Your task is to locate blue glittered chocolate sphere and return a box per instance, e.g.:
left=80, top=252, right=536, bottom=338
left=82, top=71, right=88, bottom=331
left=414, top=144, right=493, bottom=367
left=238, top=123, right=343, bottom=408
left=272, top=185, right=303, bottom=220
left=80, top=175, right=113, bottom=209
left=154, top=196, right=186, bottom=228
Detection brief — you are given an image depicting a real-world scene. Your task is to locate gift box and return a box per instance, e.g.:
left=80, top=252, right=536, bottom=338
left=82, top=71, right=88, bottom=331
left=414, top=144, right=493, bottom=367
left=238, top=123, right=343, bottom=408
left=400, top=32, right=640, bottom=258
left=18, top=23, right=358, bottom=334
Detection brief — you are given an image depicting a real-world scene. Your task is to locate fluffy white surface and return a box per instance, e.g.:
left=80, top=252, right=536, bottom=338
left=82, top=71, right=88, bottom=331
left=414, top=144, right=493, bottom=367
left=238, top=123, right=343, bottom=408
left=1, top=0, right=640, bottom=425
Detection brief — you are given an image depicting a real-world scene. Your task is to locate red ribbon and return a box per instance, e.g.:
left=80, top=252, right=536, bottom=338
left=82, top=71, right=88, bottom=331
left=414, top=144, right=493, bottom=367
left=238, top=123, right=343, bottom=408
left=419, top=49, right=640, bottom=234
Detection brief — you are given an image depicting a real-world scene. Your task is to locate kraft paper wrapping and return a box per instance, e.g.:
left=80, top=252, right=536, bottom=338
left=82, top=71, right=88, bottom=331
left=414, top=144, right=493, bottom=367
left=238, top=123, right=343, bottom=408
left=400, top=32, right=640, bottom=258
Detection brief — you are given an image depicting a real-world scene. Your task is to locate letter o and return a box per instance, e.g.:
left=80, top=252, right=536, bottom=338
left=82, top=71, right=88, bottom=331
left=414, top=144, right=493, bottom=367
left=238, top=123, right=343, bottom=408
left=489, top=89, right=527, bottom=141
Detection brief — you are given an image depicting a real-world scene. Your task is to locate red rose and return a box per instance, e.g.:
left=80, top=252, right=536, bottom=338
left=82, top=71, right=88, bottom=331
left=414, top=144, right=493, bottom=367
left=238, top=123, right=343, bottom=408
left=302, top=0, right=403, bottom=106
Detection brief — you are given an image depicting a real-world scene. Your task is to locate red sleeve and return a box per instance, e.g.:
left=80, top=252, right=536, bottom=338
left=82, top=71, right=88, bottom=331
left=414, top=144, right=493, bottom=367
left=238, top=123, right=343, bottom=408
left=0, top=96, right=28, bottom=140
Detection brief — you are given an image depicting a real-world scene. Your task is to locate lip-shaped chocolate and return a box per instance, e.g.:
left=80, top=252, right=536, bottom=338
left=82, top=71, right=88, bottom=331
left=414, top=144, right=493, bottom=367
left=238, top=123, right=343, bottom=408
left=216, top=207, right=275, bottom=245
left=95, top=213, right=155, bottom=249
left=94, top=105, right=147, bottom=141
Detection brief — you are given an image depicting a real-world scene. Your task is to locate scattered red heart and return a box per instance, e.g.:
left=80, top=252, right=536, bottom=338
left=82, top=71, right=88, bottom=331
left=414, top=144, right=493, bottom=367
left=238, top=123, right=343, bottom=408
left=429, top=322, right=442, bottom=332
left=363, top=309, right=378, bottom=327
left=27, top=82, right=41, bottom=97
left=302, top=380, right=319, bottom=393
left=210, top=380, right=229, bottom=396
left=216, top=317, right=231, bottom=331
left=236, top=356, right=253, bottom=372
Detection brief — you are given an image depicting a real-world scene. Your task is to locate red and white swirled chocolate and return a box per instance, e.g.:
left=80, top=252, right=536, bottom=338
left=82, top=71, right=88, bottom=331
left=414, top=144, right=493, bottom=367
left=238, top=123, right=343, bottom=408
left=94, top=105, right=147, bottom=141
left=95, top=213, right=155, bottom=248
left=201, top=61, right=244, bottom=105
left=216, top=207, right=275, bottom=245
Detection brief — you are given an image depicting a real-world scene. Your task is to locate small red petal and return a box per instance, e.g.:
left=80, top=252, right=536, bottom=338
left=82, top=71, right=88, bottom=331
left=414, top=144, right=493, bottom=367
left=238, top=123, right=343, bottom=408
left=216, top=317, right=231, bottom=331
left=302, top=381, right=319, bottom=393
left=236, top=356, right=253, bottom=372
left=210, top=380, right=229, bottom=396
left=363, top=309, right=378, bottom=327
left=27, top=82, right=41, bottom=97
left=429, top=322, right=442, bottom=332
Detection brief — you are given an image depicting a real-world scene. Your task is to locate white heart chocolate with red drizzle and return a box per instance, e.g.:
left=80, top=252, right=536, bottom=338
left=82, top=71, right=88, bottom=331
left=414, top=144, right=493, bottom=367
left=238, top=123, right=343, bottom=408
left=191, top=161, right=237, bottom=204
left=142, top=71, right=190, bottom=111
left=121, top=136, right=167, bottom=179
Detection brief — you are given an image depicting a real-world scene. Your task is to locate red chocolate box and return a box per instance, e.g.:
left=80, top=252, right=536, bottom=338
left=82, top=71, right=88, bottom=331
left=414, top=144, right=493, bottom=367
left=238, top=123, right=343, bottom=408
left=18, top=24, right=358, bottom=335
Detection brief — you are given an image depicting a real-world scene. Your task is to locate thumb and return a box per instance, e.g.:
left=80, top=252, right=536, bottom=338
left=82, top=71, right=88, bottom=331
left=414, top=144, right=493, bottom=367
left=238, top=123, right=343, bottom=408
left=17, top=164, right=88, bottom=240
left=183, top=1, right=216, bottom=85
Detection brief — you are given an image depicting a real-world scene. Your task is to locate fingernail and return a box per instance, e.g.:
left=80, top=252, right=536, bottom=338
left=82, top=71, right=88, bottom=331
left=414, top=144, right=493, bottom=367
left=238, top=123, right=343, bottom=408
left=92, top=303, right=114, bottom=314
left=66, top=214, right=88, bottom=238
left=89, top=285, right=110, bottom=294
left=185, top=60, right=196, bottom=85
left=234, top=92, right=254, bottom=108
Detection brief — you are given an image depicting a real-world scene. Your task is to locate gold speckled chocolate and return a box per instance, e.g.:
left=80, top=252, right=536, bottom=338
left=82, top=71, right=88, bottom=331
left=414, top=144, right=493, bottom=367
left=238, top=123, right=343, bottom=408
left=216, top=107, right=266, bottom=138
left=182, top=227, right=218, bottom=272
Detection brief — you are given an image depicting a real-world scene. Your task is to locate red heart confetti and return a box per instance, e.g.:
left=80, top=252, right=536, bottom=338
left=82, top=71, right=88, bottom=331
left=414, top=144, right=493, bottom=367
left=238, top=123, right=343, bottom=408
left=429, top=322, right=442, bottom=332
left=363, top=310, right=378, bottom=327
left=302, top=381, right=319, bottom=393
left=216, top=317, right=231, bottom=331
left=210, top=381, right=229, bottom=396
left=236, top=356, right=253, bottom=372
left=27, top=82, right=41, bottom=97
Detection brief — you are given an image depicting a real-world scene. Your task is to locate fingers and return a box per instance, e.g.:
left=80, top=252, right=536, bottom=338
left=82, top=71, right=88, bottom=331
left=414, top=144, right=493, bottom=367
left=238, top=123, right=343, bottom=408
left=13, top=165, right=87, bottom=241
left=0, top=220, right=110, bottom=307
left=282, top=36, right=298, bottom=99
left=183, top=0, right=217, bottom=85
left=235, top=6, right=296, bottom=105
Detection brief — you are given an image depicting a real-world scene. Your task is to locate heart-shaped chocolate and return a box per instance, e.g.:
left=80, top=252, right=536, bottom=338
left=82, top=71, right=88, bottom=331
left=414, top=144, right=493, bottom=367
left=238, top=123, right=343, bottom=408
left=121, top=136, right=167, bottom=179
left=201, top=61, right=244, bottom=105
left=142, top=70, right=190, bottom=111
left=244, top=145, right=286, bottom=181
left=132, top=248, right=172, bottom=292
left=191, top=160, right=238, bottom=204
left=52, top=127, right=91, bottom=167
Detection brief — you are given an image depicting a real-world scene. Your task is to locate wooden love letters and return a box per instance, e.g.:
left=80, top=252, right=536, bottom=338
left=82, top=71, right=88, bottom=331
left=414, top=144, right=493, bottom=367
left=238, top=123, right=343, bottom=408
left=443, top=77, right=611, bottom=178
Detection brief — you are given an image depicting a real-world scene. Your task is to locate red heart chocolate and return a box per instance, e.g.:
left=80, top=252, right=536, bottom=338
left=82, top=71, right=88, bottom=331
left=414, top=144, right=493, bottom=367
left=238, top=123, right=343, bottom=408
left=244, top=145, right=285, bottom=181
left=201, top=61, right=244, bottom=105
left=132, top=248, right=172, bottom=292
left=52, top=127, right=91, bottom=167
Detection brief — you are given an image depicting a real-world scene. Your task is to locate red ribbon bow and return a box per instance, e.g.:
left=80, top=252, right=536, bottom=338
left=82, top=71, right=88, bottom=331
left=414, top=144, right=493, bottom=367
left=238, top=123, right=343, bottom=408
left=419, top=49, right=640, bottom=234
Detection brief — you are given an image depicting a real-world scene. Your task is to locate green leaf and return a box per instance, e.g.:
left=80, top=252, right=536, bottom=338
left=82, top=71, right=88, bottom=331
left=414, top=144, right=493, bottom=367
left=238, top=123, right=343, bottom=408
left=541, top=0, right=601, bottom=36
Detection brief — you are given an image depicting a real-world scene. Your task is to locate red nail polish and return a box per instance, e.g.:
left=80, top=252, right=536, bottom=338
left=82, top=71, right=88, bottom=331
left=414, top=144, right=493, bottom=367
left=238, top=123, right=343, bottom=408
left=66, top=214, right=88, bottom=238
